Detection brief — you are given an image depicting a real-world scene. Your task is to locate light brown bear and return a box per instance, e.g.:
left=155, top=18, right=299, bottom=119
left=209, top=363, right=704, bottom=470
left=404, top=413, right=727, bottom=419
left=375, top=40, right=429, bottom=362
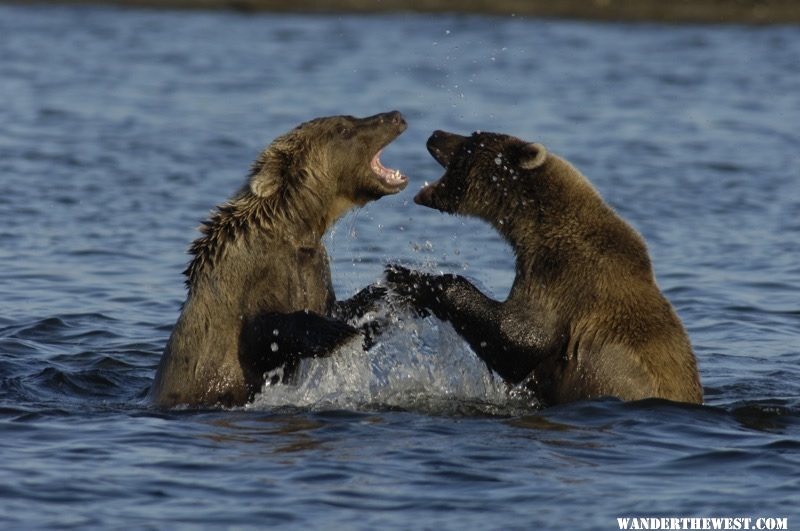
left=387, top=130, right=702, bottom=406
left=150, top=111, right=408, bottom=408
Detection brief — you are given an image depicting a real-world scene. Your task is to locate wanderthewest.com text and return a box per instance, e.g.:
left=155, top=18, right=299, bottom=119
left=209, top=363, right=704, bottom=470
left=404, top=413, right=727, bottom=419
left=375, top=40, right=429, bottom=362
left=617, top=517, right=789, bottom=530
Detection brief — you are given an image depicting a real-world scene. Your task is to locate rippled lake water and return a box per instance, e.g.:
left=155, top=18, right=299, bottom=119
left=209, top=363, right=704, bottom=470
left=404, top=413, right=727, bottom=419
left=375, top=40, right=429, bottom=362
left=1, top=4, right=799, bottom=529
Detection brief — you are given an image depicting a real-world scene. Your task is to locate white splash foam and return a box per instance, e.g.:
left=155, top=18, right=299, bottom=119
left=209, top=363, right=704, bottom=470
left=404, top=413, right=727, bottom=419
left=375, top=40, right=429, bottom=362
left=247, top=302, right=540, bottom=416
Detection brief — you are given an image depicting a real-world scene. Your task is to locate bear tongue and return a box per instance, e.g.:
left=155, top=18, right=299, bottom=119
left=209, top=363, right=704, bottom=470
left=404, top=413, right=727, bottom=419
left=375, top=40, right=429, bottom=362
left=370, top=150, right=406, bottom=185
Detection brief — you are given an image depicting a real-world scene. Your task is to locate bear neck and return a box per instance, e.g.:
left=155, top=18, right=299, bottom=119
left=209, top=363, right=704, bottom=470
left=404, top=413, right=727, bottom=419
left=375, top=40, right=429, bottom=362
left=503, top=186, right=654, bottom=305
left=496, top=169, right=595, bottom=297
left=507, top=226, right=567, bottom=285
left=183, top=185, right=334, bottom=295
left=253, top=145, right=353, bottom=238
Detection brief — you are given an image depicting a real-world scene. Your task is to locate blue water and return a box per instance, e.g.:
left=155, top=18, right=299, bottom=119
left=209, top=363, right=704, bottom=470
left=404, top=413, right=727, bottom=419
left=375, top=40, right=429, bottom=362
left=1, top=4, right=799, bottom=529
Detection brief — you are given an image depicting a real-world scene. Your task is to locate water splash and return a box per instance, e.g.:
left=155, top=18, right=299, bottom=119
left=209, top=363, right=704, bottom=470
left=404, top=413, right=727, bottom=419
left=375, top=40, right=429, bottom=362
left=248, top=303, right=540, bottom=416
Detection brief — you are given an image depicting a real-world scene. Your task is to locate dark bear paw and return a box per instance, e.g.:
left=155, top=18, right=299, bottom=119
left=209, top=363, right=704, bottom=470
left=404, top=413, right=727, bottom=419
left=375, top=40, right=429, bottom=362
left=385, top=264, right=444, bottom=316
left=333, top=283, right=388, bottom=322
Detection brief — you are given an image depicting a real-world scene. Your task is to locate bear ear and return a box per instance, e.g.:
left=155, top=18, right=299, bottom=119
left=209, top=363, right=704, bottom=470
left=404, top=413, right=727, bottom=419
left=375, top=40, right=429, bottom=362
left=248, top=153, right=282, bottom=197
left=518, top=143, right=548, bottom=170
left=250, top=173, right=281, bottom=198
left=248, top=139, right=301, bottom=198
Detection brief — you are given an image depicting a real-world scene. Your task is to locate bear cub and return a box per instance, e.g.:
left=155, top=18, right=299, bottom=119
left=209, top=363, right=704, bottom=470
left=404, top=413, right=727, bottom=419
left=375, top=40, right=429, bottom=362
left=150, top=111, right=408, bottom=408
left=388, top=130, right=702, bottom=406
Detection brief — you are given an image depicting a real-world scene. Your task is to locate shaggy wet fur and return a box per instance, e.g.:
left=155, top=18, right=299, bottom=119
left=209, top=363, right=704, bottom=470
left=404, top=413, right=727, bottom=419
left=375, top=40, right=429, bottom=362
left=150, top=112, right=407, bottom=408
left=387, top=130, right=702, bottom=406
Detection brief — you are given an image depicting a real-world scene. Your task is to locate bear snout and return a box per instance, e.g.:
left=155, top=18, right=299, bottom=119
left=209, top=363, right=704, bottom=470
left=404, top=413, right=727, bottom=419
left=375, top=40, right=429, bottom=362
left=372, top=110, right=407, bottom=132
left=426, top=130, right=466, bottom=168
left=414, top=184, right=437, bottom=208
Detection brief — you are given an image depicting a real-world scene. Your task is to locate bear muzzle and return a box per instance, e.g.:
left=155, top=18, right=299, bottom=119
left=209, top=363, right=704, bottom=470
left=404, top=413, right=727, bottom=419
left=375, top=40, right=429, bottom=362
left=414, top=180, right=444, bottom=210
left=427, top=130, right=467, bottom=168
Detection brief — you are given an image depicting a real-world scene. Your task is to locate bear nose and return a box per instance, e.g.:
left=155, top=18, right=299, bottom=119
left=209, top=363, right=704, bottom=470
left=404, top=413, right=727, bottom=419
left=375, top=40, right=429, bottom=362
left=388, top=110, right=404, bottom=126
left=377, top=110, right=406, bottom=130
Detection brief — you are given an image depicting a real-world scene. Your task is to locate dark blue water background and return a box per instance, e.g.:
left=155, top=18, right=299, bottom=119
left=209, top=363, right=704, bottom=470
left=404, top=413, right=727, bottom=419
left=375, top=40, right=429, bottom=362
left=1, top=4, right=799, bottom=528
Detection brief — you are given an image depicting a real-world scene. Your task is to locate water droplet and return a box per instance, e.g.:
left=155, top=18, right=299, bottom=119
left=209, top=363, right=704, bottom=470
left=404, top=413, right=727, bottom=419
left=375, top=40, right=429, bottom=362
left=272, top=329, right=279, bottom=336
left=270, top=342, right=279, bottom=352
left=494, top=156, right=502, bottom=165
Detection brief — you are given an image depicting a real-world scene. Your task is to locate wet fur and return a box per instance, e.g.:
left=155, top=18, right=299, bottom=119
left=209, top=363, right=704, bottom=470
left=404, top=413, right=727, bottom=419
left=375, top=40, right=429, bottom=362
left=388, top=130, right=702, bottom=406
left=150, top=112, right=407, bottom=408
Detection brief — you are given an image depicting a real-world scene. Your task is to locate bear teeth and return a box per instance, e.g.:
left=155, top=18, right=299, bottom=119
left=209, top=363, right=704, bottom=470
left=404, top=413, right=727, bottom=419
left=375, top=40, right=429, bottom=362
left=371, top=151, right=404, bottom=185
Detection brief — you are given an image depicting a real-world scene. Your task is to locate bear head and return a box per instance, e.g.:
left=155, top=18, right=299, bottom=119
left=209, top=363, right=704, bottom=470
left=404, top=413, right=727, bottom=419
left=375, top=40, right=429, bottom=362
left=248, top=111, right=409, bottom=227
left=416, top=130, right=549, bottom=226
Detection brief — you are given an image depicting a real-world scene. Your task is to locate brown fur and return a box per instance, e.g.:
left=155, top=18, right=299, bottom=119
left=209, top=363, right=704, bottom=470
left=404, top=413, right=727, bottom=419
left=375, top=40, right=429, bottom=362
left=150, top=112, right=407, bottom=408
left=388, top=130, right=702, bottom=405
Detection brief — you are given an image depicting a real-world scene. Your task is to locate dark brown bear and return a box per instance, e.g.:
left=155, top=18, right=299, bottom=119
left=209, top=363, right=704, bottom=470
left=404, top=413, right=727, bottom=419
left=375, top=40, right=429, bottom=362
left=387, top=130, right=702, bottom=406
left=150, top=111, right=408, bottom=408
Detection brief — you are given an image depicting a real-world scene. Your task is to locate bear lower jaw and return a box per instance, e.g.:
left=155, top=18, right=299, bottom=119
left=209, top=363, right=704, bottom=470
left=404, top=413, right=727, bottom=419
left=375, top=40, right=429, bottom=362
left=413, top=179, right=448, bottom=212
left=414, top=185, right=434, bottom=207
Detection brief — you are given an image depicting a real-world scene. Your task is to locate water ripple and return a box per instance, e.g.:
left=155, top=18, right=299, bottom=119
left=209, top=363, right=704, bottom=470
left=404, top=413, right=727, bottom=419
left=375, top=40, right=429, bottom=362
left=0, top=5, right=798, bottom=529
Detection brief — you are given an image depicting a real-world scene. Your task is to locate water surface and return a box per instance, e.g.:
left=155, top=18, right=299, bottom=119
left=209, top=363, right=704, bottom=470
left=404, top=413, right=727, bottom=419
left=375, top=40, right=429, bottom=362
left=1, top=5, right=798, bottom=529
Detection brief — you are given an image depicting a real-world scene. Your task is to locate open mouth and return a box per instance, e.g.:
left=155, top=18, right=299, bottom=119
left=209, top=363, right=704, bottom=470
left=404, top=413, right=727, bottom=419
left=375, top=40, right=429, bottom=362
left=371, top=150, right=408, bottom=190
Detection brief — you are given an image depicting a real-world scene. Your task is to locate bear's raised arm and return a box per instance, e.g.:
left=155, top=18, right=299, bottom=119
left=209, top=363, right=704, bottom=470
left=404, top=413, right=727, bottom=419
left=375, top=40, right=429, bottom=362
left=239, top=311, right=361, bottom=386
left=332, top=284, right=391, bottom=349
left=386, top=264, right=561, bottom=385
left=332, top=284, right=387, bottom=322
